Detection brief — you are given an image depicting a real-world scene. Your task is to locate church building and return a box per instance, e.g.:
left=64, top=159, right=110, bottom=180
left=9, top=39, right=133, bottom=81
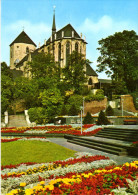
left=9, top=9, right=98, bottom=88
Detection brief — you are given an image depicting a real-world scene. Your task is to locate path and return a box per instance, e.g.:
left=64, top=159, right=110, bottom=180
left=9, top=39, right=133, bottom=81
left=48, top=137, right=138, bottom=165
left=8, top=115, right=28, bottom=127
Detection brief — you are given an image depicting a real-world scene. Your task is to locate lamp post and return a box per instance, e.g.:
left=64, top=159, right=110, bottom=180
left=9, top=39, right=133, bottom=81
left=83, top=97, right=85, bottom=116
left=122, top=98, right=124, bottom=116
left=80, top=106, right=83, bottom=134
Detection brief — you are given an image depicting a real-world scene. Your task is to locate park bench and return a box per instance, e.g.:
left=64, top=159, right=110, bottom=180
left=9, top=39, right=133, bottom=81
left=123, top=119, right=137, bottom=125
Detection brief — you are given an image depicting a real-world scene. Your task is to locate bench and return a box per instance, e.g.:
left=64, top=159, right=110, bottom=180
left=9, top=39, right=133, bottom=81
left=123, top=119, right=137, bottom=125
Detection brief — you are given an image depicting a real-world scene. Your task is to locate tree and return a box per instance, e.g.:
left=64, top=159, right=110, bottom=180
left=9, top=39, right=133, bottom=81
left=39, top=88, right=64, bottom=121
left=105, top=105, right=114, bottom=116
left=67, top=94, right=83, bottom=112
left=97, top=111, right=110, bottom=125
left=83, top=112, right=94, bottom=124
left=27, top=52, right=59, bottom=79
left=97, top=30, right=138, bottom=93
left=1, top=63, right=14, bottom=113
left=13, top=77, right=39, bottom=108
left=68, top=104, right=78, bottom=116
left=60, top=104, right=68, bottom=116
left=63, top=51, right=88, bottom=94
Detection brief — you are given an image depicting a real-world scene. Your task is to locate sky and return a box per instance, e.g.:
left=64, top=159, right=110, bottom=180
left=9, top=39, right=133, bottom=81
left=1, top=0, right=138, bottom=79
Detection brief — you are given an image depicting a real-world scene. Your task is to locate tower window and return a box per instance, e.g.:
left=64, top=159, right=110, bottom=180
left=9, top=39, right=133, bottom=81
left=66, top=41, right=70, bottom=66
left=88, top=78, right=93, bottom=85
left=58, top=42, right=61, bottom=62
left=17, top=46, right=19, bottom=48
left=26, top=47, right=29, bottom=53
left=75, top=42, right=79, bottom=53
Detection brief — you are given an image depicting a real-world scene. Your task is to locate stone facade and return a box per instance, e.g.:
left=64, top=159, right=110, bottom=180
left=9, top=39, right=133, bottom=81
left=10, top=43, right=36, bottom=69
left=9, top=11, right=99, bottom=87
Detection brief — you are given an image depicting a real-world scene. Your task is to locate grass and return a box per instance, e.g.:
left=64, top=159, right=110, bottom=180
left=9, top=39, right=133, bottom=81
left=1, top=140, right=77, bottom=166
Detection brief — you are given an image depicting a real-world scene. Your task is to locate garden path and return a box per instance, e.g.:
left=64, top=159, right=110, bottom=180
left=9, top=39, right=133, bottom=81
left=8, top=115, right=28, bottom=127
left=48, top=136, right=138, bottom=165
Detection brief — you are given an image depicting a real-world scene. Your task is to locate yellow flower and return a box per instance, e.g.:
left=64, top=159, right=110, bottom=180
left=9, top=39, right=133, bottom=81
left=40, top=181, right=45, bottom=185
left=20, top=182, right=26, bottom=187
left=25, top=189, right=34, bottom=195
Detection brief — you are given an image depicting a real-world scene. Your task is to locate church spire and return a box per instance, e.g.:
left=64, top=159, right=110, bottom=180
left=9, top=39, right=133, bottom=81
left=52, top=6, right=56, bottom=34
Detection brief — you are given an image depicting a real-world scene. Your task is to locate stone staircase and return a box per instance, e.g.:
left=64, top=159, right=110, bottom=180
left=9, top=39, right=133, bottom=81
left=64, top=127, right=138, bottom=156
left=8, top=115, right=28, bottom=127
left=95, top=127, right=138, bottom=142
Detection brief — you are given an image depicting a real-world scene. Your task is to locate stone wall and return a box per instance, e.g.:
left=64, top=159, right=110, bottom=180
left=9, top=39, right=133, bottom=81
left=121, top=95, right=138, bottom=113
left=84, top=97, right=107, bottom=115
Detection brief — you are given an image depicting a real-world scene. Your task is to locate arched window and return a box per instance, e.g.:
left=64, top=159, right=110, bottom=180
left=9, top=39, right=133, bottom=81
left=75, top=42, right=79, bottom=53
left=58, top=42, right=61, bottom=62
left=66, top=41, right=70, bottom=66
left=88, top=78, right=93, bottom=85
left=26, top=47, right=29, bottom=53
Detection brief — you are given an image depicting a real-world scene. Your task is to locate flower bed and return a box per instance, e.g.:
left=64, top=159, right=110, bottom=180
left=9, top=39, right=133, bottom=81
left=1, top=136, right=50, bottom=143
left=1, top=153, right=116, bottom=194
left=1, top=125, right=102, bottom=136
left=3, top=155, right=138, bottom=195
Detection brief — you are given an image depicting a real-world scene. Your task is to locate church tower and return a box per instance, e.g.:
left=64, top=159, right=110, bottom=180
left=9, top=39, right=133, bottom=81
left=9, top=30, right=37, bottom=69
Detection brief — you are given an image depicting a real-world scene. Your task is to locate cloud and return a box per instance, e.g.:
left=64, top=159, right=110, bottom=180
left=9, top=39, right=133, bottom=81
left=76, top=15, right=138, bottom=78
left=78, top=15, right=138, bottom=36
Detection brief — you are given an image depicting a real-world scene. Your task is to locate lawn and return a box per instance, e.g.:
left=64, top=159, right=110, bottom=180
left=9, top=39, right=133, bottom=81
left=1, top=140, right=77, bottom=165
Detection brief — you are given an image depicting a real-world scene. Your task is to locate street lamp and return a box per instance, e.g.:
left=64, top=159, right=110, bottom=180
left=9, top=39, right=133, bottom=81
left=122, top=98, right=124, bottom=116
left=80, top=106, right=83, bottom=134
left=83, top=97, right=85, bottom=116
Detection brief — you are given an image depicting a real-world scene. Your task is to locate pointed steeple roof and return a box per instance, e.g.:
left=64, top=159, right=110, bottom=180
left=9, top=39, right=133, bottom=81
left=10, top=31, right=37, bottom=46
left=52, top=6, right=56, bottom=34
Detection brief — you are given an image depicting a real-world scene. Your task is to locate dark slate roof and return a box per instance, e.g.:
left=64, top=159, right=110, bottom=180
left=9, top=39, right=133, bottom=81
left=46, top=24, right=85, bottom=45
left=98, top=79, right=112, bottom=83
left=10, top=31, right=37, bottom=46
left=16, top=49, right=39, bottom=68
left=86, top=64, right=98, bottom=76
left=9, top=69, right=23, bottom=78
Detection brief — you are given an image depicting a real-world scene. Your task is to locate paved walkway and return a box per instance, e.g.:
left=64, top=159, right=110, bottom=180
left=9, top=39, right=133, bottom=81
left=8, top=115, right=28, bottom=127
left=48, top=137, right=138, bottom=165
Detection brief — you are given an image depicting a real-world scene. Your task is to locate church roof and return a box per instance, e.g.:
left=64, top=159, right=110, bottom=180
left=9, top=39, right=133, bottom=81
left=46, top=23, right=86, bottom=45
left=86, top=64, right=98, bottom=76
left=10, top=31, right=37, bottom=46
left=16, top=49, right=39, bottom=67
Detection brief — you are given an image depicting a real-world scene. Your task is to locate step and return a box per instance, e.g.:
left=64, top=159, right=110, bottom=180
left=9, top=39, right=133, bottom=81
left=71, top=137, right=127, bottom=152
left=96, top=132, right=138, bottom=138
left=64, top=135, right=131, bottom=148
left=103, top=128, right=138, bottom=132
left=67, top=139, right=127, bottom=156
left=94, top=134, right=137, bottom=141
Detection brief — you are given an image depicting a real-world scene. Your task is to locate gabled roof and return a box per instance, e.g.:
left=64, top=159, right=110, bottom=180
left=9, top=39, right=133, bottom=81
left=10, top=31, right=37, bottom=46
left=86, top=64, right=98, bottom=76
left=46, top=23, right=85, bottom=45
left=16, top=49, right=39, bottom=68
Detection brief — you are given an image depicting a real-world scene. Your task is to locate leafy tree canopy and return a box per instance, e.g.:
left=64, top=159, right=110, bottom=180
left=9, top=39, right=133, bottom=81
left=97, top=30, right=138, bottom=92
left=27, top=52, right=59, bottom=79
left=63, top=51, right=88, bottom=94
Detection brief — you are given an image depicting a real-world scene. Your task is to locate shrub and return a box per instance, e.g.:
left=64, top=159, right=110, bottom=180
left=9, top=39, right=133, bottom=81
left=68, top=104, right=78, bottom=116
left=83, top=112, right=94, bottom=124
left=97, top=110, right=110, bottom=125
left=105, top=105, right=114, bottom=116
left=28, top=107, right=48, bottom=124
left=85, top=93, right=104, bottom=102
left=95, top=89, right=104, bottom=95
